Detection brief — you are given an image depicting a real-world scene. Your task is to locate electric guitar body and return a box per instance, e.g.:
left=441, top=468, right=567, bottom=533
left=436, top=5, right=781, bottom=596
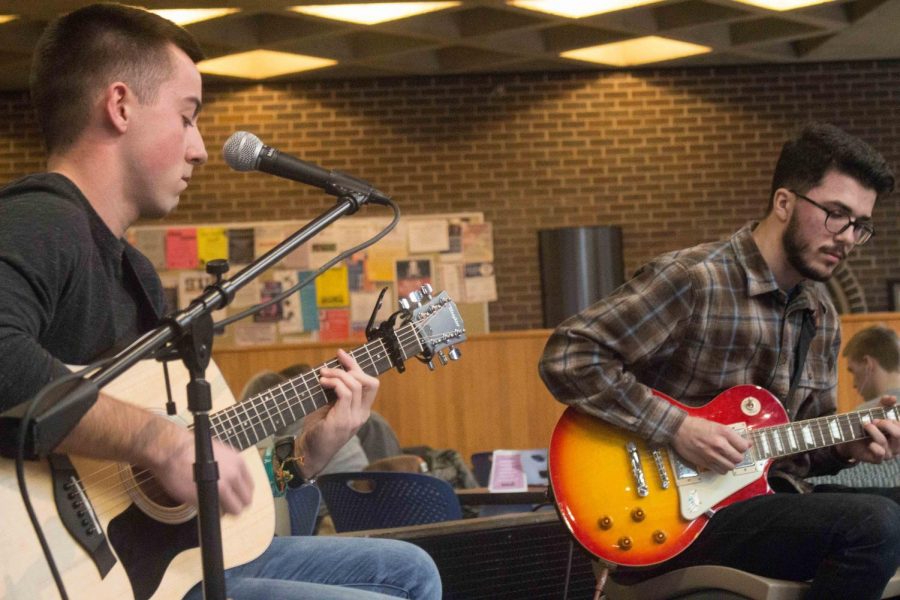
left=549, top=385, right=894, bottom=567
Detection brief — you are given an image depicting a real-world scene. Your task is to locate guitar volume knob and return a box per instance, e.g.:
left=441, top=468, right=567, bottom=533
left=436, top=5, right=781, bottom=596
left=653, top=530, right=667, bottom=544
left=631, top=507, right=645, bottom=522
left=598, top=516, right=613, bottom=530
left=618, top=536, right=633, bottom=550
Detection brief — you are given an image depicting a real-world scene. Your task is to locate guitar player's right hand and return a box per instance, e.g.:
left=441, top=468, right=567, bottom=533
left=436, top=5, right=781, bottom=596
left=672, top=415, right=751, bottom=474
left=151, top=430, right=254, bottom=516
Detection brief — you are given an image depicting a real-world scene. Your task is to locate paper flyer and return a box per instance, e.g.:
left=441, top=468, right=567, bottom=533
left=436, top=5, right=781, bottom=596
left=464, top=262, right=497, bottom=302
left=228, top=228, right=255, bottom=264
left=488, top=450, right=528, bottom=493
left=197, top=227, right=228, bottom=265
left=310, top=228, right=341, bottom=270
left=299, top=271, right=320, bottom=331
left=438, top=263, right=465, bottom=302
left=254, top=280, right=284, bottom=323
left=319, top=308, right=350, bottom=342
left=234, top=322, right=277, bottom=346
left=273, top=270, right=303, bottom=334
left=316, top=265, right=350, bottom=308
left=408, top=219, right=450, bottom=253
left=461, top=222, right=494, bottom=263
left=254, top=224, right=285, bottom=260
left=165, top=228, right=199, bottom=269
left=134, top=229, right=167, bottom=270
left=396, top=258, right=432, bottom=300
left=350, top=290, right=382, bottom=333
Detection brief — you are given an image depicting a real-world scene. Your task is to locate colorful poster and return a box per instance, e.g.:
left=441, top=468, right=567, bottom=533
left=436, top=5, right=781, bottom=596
left=254, top=280, right=284, bottom=323
left=165, top=228, right=198, bottom=269
left=396, top=259, right=432, bottom=300
left=319, top=308, right=351, bottom=342
left=197, top=227, right=228, bottom=265
left=228, top=228, right=255, bottom=264
left=299, top=270, right=319, bottom=332
left=315, top=265, right=350, bottom=308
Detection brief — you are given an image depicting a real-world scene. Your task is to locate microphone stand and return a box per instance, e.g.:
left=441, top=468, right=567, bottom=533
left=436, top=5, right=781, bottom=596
left=27, top=191, right=372, bottom=600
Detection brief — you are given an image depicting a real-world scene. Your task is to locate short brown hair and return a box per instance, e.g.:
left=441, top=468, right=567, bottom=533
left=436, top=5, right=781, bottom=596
left=842, top=325, right=900, bottom=372
left=30, top=3, right=204, bottom=154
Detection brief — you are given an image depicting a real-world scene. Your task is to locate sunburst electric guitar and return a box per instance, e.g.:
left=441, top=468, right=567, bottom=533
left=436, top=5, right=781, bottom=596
left=549, top=385, right=900, bottom=567
left=0, top=289, right=465, bottom=600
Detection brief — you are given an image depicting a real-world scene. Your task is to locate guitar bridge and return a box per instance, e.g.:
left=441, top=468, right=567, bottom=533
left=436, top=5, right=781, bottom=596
left=50, top=454, right=117, bottom=578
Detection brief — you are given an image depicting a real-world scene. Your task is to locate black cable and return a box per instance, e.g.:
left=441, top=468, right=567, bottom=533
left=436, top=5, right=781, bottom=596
left=214, top=197, right=400, bottom=330
left=563, top=538, right=574, bottom=600
left=15, top=357, right=115, bottom=600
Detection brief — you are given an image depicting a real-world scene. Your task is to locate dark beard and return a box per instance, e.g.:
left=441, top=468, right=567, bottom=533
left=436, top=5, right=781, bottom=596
left=782, top=213, right=833, bottom=282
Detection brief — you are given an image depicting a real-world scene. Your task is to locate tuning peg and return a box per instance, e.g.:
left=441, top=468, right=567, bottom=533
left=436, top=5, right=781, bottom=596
left=407, top=290, right=422, bottom=307
left=419, top=283, right=433, bottom=300
left=426, top=360, right=436, bottom=371
left=437, top=351, right=448, bottom=366
left=399, top=298, right=411, bottom=312
left=448, top=346, right=462, bottom=361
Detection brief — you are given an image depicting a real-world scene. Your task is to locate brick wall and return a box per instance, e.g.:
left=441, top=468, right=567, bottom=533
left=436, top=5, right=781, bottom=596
left=2, top=60, right=899, bottom=330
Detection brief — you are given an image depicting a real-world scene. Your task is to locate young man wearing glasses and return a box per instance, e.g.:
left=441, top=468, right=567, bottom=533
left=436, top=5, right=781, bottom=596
left=540, top=122, right=900, bottom=597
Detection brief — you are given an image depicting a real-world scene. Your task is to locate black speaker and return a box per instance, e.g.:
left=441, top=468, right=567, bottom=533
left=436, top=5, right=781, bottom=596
left=539, top=226, right=624, bottom=328
left=344, top=512, right=597, bottom=600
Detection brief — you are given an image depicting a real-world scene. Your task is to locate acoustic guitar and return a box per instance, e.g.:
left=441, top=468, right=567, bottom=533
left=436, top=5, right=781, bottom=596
left=0, top=289, right=465, bottom=599
left=549, top=385, right=899, bottom=567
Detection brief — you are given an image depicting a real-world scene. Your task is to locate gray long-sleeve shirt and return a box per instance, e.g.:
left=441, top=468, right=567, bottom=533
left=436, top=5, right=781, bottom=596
left=0, top=173, right=164, bottom=411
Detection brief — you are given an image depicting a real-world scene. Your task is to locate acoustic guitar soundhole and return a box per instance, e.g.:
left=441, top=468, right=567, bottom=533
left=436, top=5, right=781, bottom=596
left=130, top=465, right=180, bottom=508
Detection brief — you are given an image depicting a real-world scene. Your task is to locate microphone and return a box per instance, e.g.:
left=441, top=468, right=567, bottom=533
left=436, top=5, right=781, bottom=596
left=223, top=131, right=391, bottom=204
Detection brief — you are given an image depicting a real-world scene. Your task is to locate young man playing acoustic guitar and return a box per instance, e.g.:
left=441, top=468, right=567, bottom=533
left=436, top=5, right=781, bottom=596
left=0, top=4, right=439, bottom=599
left=540, top=123, right=900, bottom=598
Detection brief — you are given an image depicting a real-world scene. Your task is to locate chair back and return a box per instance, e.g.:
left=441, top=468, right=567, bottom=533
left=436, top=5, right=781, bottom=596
left=317, top=471, right=463, bottom=533
left=285, top=483, right=321, bottom=536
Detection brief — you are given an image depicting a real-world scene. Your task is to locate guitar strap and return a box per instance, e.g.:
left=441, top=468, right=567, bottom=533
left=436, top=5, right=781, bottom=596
left=787, top=309, right=817, bottom=404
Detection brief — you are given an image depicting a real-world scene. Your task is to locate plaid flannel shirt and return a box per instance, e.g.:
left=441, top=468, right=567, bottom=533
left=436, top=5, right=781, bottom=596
left=539, top=223, right=848, bottom=478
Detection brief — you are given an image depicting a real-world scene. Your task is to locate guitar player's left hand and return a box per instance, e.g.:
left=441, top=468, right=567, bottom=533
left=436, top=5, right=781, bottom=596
left=838, top=395, right=900, bottom=464
left=293, top=349, right=379, bottom=478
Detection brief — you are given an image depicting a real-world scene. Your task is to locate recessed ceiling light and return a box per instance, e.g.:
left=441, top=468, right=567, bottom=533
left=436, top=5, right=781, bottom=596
left=151, top=9, right=240, bottom=26
left=289, top=2, right=460, bottom=25
left=198, top=50, right=337, bottom=80
left=731, top=0, right=836, bottom=10
left=561, top=36, right=712, bottom=66
left=508, top=0, right=662, bottom=18
left=0, top=15, right=17, bottom=25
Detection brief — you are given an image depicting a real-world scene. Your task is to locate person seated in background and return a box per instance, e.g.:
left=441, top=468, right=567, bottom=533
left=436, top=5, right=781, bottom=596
left=808, top=325, right=900, bottom=488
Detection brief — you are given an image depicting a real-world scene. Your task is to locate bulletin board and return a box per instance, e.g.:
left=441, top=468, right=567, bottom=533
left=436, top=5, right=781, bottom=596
left=127, top=212, right=494, bottom=348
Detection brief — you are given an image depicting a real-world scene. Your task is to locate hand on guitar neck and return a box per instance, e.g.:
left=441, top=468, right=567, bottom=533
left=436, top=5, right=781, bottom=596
left=672, top=415, right=752, bottom=475
left=290, top=349, right=381, bottom=479
left=833, top=394, right=900, bottom=465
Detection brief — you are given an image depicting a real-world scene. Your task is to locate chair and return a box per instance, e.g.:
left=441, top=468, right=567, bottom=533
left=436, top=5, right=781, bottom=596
left=316, top=471, right=463, bottom=533
left=601, top=563, right=900, bottom=599
left=284, top=483, right=322, bottom=536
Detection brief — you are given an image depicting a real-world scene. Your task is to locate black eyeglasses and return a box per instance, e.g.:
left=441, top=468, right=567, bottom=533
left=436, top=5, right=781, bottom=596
left=789, top=190, right=875, bottom=245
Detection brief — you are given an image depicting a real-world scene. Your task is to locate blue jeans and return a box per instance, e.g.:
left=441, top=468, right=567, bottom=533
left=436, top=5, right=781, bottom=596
left=613, top=487, right=900, bottom=599
left=183, top=536, right=442, bottom=600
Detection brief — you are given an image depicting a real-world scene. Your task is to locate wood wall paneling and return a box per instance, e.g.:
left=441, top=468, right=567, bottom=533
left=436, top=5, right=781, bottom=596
left=213, top=314, right=900, bottom=461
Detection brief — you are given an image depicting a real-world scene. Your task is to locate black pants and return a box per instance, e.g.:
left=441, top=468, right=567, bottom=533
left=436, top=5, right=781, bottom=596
left=613, top=486, right=900, bottom=599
